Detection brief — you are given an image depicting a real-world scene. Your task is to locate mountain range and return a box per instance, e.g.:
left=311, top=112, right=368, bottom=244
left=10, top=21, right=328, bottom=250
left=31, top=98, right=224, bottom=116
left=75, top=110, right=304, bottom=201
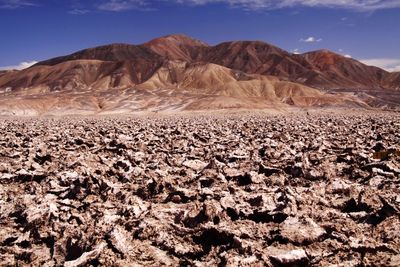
left=0, top=34, right=398, bottom=115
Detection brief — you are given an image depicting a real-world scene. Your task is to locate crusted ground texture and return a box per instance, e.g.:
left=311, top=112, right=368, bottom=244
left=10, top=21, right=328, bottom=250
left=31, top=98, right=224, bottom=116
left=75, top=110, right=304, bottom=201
left=0, top=112, right=399, bottom=266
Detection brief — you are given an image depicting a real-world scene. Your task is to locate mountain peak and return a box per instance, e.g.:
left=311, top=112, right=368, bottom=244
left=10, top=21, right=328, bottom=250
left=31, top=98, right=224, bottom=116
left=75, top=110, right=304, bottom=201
left=303, top=49, right=342, bottom=57
left=143, top=34, right=208, bottom=61
left=146, top=34, right=209, bottom=47
left=302, top=49, right=352, bottom=68
left=309, top=49, right=332, bottom=53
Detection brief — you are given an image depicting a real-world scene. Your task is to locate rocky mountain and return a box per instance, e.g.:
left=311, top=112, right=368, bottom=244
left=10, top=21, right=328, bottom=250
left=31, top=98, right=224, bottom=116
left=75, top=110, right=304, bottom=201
left=0, top=34, right=398, bottom=115
left=383, top=72, right=400, bottom=90
left=29, top=34, right=400, bottom=91
left=143, top=35, right=397, bottom=90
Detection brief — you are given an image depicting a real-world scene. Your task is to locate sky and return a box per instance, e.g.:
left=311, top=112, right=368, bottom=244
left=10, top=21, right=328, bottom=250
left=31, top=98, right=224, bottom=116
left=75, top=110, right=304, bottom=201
left=0, top=0, right=399, bottom=72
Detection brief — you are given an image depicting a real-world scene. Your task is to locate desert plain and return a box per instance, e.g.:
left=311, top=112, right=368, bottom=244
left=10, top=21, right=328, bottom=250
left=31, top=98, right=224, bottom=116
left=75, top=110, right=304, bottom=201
left=0, top=110, right=399, bottom=266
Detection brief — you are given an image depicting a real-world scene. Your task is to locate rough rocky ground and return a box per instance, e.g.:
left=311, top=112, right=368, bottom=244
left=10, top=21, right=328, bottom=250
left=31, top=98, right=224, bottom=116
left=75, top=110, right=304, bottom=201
left=0, top=111, right=399, bottom=266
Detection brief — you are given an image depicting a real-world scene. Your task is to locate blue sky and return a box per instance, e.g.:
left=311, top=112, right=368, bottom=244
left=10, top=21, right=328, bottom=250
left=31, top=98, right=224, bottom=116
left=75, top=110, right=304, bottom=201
left=0, top=0, right=399, bottom=71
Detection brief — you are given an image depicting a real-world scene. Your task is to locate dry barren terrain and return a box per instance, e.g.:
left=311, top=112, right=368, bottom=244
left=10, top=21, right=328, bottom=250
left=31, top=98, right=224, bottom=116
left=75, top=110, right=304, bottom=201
left=0, top=111, right=399, bottom=266
left=1, top=35, right=399, bottom=115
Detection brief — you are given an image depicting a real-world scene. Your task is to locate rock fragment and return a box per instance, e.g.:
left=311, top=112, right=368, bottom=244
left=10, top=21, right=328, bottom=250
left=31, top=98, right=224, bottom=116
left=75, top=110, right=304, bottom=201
left=269, top=249, right=309, bottom=266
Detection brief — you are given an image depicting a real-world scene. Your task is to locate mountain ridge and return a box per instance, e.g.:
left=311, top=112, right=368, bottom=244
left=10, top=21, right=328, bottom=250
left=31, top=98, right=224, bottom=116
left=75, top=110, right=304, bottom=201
left=0, top=34, right=398, bottom=115
left=30, top=34, right=398, bottom=90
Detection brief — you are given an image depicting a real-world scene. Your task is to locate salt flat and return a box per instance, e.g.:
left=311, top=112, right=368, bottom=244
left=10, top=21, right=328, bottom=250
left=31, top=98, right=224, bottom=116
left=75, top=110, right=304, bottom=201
left=0, top=111, right=399, bottom=266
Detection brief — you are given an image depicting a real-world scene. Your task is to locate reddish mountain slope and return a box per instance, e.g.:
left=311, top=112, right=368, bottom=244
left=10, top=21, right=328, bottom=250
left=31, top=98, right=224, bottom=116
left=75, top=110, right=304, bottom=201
left=200, top=43, right=393, bottom=90
left=36, top=43, right=162, bottom=66
left=0, top=70, right=16, bottom=78
left=142, top=36, right=396, bottom=90
left=302, top=50, right=388, bottom=89
left=143, top=34, right=208, bottom=61
left=201, top=41, right=315, bottom=79
left=0, top=60, right=134, bottom=93
left=383, top=72, right=400, bottom=90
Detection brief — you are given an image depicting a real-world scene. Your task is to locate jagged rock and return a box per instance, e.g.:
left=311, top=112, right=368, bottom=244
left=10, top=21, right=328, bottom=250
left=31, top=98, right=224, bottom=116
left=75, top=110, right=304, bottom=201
left=368, top=176, right=384, bottom=187
left=326, top=179, right=351, bottom=195
left=269, top=249, right=309, bottom=266
left=280, top=217, right=326, bottom=244
left=259, top=163, right=282, bottom=177
left=182, top=159, right=208, bottom=171
left=305, top=169, right=325, bottom=180
left=64, top=242, right=107, bottom=267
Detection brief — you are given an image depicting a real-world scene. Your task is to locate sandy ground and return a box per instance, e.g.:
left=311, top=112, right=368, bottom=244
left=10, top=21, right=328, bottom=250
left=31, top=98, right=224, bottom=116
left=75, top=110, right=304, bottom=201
left=0, top=111, right=399, bottom=266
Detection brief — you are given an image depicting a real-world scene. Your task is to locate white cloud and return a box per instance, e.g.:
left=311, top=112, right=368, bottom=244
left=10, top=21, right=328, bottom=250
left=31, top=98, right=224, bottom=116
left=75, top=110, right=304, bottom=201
left=360, top=58, right=400, bottom=72
left=292, top=48, right=301, bottom=54
left=97, top=0, right=147, bottom=11
left=173, top=0, right=400, bottom=11
left=0, top=61, right=37, bottom=71
left=300, top=36, right=322, bottom=43
left=3, top=0, right=400, bottom=12
left=68, top=8, right=90, bottom=15
left=76, top=0, right=400, bottom=12
left=0, top=0, right=35, bottom=9
left=337, top=49, right=352, bottom=58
